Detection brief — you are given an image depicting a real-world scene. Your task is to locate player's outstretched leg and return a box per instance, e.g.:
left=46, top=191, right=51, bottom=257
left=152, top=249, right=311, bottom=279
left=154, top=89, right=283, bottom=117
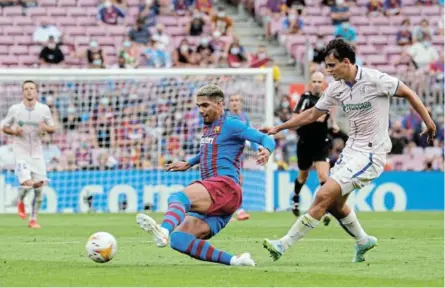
left=263, top=179, right=340, bottom=261
left=137, top=191, right=191, bottom=247
left=330, top=204, right=377, bottom=263
left=17, top=187, right=30, bottom=219
left=28, top=188, right=42, bottom=228
left=170, top=231, right=255, bottom=266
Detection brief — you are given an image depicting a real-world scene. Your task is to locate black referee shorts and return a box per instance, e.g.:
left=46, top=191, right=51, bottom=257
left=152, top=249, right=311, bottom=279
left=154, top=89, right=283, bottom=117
left=296, top=138, right=331, bottom=171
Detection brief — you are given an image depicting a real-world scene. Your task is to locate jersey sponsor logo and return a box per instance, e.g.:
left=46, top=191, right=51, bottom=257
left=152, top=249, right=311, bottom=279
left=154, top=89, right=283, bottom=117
left=17, top=120, right=38, bottom=127
left=341, top=101, right=372, bottom=112
left=200, top=137, right=214, bottom=144
left=213, top=126, right=221, bottom=133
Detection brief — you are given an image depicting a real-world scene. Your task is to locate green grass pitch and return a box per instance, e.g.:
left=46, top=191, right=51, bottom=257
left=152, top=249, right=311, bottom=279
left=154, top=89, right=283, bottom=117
left=0, top=212, right=443, bottom=287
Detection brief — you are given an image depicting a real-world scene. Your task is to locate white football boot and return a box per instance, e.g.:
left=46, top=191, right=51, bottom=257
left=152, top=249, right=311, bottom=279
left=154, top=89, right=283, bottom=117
left=230, top=253, right=256, bottom=266
left=136, top=213, right=169, bottom=247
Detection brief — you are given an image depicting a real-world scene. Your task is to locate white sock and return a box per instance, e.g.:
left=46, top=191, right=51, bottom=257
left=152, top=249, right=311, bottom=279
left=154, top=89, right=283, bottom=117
left=280, top=213, right=320, bottom=250
left=340, top=210, right=368, bottom=245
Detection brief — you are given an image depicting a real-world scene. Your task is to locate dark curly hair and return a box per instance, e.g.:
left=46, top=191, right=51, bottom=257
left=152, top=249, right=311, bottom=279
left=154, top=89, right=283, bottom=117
left=324, top=38, right=356, bottom=65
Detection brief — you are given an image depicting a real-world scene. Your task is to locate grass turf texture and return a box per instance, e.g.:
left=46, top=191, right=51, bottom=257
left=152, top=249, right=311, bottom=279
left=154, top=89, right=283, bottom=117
left=0, top=212, right=443, bottom=287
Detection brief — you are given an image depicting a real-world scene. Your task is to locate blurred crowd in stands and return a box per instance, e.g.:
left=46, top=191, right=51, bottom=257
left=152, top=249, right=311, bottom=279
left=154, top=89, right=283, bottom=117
left=0, top=0, right=443, bottom=172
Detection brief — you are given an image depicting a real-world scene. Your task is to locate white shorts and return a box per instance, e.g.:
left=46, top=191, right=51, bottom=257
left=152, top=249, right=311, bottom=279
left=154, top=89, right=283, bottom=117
left=330, top=147, right=386, bottom=195
left=15, top=158, right=47, bottom=185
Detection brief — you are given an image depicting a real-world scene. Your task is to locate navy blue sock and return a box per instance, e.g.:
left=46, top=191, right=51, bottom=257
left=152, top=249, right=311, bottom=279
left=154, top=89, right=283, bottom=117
left=170, top=231, right=233, bottom=265
left=160, top=192, right=191, bottom=234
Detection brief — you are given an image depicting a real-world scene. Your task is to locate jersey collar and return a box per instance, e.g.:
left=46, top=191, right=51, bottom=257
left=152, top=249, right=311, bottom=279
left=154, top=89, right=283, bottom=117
left=21, top=101, right=37, bottom=111
left=344, top=65, right=362, bottom=88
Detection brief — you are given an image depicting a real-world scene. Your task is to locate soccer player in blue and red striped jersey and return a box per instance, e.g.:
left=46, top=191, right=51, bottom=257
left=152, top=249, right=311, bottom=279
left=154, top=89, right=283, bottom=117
left=136, top=84, right=276, bottom=266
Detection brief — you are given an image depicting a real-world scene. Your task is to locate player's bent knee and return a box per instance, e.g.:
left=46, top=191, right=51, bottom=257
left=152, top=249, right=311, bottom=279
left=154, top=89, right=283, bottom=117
left=21, top=180, right=33, bottom=187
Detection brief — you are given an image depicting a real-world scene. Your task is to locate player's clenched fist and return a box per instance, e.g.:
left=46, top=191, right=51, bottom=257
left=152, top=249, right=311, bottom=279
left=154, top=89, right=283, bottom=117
left=256, top=147, right=271, bottom=166
left=164, top=161, right=191, bottom=172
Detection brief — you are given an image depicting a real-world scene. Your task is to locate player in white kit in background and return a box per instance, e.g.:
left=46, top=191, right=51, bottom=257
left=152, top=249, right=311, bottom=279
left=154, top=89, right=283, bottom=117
left=1, top=80, right=56, bottom=228
left=261, top=39, right=436, bottom=263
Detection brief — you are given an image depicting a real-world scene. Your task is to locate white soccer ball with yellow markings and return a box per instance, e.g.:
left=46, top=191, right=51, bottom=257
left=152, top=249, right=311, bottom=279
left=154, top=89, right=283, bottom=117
left=86, top=232, right=118, bottom=263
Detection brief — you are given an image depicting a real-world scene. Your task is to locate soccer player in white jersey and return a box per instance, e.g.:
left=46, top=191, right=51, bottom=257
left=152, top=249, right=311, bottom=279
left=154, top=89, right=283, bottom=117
left=1, top=80, right=56, bottom=228
left=261, top=39, right=436, bottom=263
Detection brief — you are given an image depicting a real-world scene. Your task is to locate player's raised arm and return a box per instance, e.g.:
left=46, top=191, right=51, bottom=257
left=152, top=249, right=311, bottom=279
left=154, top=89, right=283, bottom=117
left=392, top=81, right=436, bottom=142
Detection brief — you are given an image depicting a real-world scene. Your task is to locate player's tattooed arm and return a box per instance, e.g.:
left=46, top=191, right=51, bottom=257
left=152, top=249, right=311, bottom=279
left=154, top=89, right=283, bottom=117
left=394, top=82, right=436, bottom=143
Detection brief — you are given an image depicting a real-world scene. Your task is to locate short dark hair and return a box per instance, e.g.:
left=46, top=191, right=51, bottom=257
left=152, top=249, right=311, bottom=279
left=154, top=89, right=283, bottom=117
left=196, top=84, right=224, bottom=101
left=22, top=80, right=37, bottom=90
left=324, top=38, right=356, bottom=64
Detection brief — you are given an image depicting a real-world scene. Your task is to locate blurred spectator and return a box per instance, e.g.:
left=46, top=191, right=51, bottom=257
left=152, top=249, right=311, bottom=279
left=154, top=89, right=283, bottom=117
left=383, top=0, right=401, bottom=16
left=264, top=0, right=286, bottom=40
left=407, top=35, right=439, bottom=69
left=39, top=36, right=64, bottom=67
left=330, top=0, right=351, bottom=26
left=128, top=18, right=151, bottom=45
left=173, top=39, right=197, bottom=67
left=280, top=6, right=304, bottom=44
left=308, top=35, right=326, bottom=73
left=286, top=0, right=305, bottom=14
left=423, top=157, right=434, bottom=171
left=33, top=18, right=61, bottom=45
left=76, top=143, right=94, bottom=170
left=138, top=0, right=157, bottom=28
left=211, top=7, right=233, bottom=36
left=367, top=0, right=383, bottom=16
left=334, top=22, right=357, bottom=43
left=90, top=97, right=115, bottom=148
left=250, top=45, right=271, bottom=68
left=143, top=38, right=171, bottom=68
left=118, top=41, right=140, bottom=68
left=42, top=134, right=62, bottom=171
left=389, top=120, right=409, bottom=154
left=65, top=151, right=78, bottom=171
left=227, top=39, right=249, bottom=68
left=413, top=19, right=434, bottom=42
left=95, top=151, right=118, bottom=170
left=151, top=24, right=171, bottom=47
left=172, top=0, right=194, bottom=15
left=195, top=0, right=213, bottom=15
left=71, top=40, right=107, bottom=69
left=429, top=51, right=444, bottom=96
left=62, top=104, right=81, bottom=131
left=396, top=19, right=413, bottom=46
left=209, top=30, right=228, bottom=64
left=97, top=1, right=125, bottom=26
left=187, top=10, right=206, bottom=36
left=111, top=56, right=132, bottom=69
left=394, top=50, right=415, bottom=70
left=196, top=38, right=216, bottom=67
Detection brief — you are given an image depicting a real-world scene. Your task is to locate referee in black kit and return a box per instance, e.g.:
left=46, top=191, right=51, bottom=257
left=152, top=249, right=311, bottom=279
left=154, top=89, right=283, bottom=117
left=292, top=72, right=340, bottom=226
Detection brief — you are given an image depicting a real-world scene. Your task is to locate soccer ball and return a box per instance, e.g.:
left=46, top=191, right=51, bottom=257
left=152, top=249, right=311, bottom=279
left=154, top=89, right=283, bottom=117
left=85, top=232, right=117, bottom=263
